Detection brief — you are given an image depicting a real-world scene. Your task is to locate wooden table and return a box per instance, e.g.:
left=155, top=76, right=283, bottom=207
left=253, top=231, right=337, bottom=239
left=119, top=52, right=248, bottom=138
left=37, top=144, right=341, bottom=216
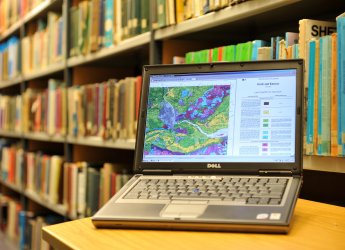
left=42, top=199, right=345, bottom=250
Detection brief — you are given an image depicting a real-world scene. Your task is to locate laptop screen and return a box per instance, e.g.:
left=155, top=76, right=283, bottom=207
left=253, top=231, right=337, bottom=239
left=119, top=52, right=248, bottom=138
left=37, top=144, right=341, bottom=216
left=141, top=68, right=297, bottom=164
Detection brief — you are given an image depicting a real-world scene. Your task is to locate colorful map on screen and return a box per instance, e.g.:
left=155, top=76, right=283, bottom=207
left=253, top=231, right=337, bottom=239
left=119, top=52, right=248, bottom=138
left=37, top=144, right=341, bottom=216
left=144, top=85, right=230, bottom=156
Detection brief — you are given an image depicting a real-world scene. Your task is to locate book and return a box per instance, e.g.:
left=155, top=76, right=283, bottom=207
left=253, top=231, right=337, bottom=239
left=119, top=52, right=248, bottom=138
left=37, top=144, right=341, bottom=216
left=90, top=0, right=101, bottom=52
left=337, top=13, right=345, bottom=156
left=48, top=155, right=63, bottom=204
left=252, top=40, right=268, bottom=60
left=222, top=45, right=236, bottom=62
left=104, top=0, right=114, bottom=47
left=257, top=47, right=271, bottom=60
left=175, top=0, right=184, bottom=23
left=305, top=39, right=317, bottom=155
left=330, top=33, right=338, bottom=156
left=86, top=166, right=100, bottom=216
left=317, top=35, right=332, bottom=156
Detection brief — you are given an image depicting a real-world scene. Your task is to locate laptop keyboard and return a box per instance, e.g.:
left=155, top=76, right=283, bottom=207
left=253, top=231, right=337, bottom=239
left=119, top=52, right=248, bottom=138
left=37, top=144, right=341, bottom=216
left=123, top=176, right=289, bottom=205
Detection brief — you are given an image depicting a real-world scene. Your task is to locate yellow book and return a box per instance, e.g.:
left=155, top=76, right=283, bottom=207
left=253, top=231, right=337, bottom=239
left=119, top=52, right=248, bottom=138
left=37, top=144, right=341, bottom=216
left=175, top=0, right=184, bottom=23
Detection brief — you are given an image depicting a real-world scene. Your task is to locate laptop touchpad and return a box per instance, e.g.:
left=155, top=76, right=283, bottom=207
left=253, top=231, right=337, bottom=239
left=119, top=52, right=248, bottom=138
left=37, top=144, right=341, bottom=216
left=160, top=201, right=208, bottom=219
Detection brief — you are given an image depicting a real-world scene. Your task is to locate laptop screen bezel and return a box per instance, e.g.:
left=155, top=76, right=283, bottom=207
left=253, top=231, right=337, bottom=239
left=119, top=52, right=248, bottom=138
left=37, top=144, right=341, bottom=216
left=134, top=60, right=303, bottom=175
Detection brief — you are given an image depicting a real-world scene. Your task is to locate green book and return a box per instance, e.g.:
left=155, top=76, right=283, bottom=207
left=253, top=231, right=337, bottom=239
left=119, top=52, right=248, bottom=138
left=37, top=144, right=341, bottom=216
left=185, top=51, right=195, bottom=63
left=223, top=45, right=235, bottom=62
left=212, top=48, right=219, bottom=62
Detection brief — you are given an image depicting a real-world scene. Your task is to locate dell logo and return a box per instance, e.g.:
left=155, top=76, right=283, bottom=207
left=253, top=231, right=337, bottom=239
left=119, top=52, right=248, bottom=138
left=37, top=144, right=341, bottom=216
left=207, top=163, right=222, bottom=169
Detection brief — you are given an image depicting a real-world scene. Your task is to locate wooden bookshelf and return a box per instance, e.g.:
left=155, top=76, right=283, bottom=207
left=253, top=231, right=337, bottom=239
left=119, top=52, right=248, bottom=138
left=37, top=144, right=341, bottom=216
left=155, top=0, right=300, bottom=40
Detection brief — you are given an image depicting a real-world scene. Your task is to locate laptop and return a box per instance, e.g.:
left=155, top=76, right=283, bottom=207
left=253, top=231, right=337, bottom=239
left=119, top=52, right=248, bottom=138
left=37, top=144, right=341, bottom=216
left=92, top=59, right=304, bottom=233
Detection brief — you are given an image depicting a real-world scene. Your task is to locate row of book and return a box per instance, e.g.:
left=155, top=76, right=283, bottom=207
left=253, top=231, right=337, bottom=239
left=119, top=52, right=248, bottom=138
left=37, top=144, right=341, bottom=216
left=0, top=0, right=45, bottom=34
left=154, top=0, right=249, bottom=28
left=182, top=15, right=345, bottom=157
left=69, top=0, right=151, bottom=56
left=0, top=75, right=142, bottom=141
left=304, top=15, right=345, bottom=156
left=0, top=194, right=62, bottom=250
left=184, top=33, right=299, bottom=64
left=21, top=12, right=65, bottom=75
left=0, top=36, right=20, bottom=81
left=0, top=79, right=67, bottom=135
left=63, top=161, right=131, bottom=218
left=68, top=76, right=142, bottom=139
left=0, top=144, right=132, bottom=218
left=0, top=12, right=64, bottom=81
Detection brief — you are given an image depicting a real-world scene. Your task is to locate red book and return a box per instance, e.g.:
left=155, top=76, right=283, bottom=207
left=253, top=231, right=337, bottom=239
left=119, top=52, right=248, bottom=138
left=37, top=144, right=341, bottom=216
left=102, top=83, right=108, bottom=138
left=8, top=147, right=16, bottom=183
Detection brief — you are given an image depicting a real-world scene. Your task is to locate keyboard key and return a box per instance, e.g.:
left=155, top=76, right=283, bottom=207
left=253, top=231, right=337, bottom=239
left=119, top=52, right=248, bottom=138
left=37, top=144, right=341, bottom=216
left=269, top=198, right=281, bottom=205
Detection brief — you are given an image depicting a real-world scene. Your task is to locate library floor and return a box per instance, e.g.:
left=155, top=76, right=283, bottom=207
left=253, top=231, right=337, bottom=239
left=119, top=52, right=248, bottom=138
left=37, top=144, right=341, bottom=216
left=0, top=232, right=17, bottom=250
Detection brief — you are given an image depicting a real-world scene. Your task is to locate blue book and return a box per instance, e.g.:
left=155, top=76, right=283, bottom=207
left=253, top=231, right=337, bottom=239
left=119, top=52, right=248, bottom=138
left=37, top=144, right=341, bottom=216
left=18, top=211, right=27, bottom=250
left=306, top=40, right=316, bottom=155
left=275, top=36, right=283, bottom=59
left=317, top=36, right=332, bottom=155
left=337, top=14, right=345, bottom=155
left=292, top=44, right=299, bottom=59
left=104, top=0, right=114, bottom=47
left=7, top=36, right=19, bottom=78
left=252, top=40, right=268, bottom=60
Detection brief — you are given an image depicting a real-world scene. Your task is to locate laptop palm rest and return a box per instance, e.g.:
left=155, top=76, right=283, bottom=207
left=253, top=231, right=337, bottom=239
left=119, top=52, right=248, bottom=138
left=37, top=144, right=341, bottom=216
left=160, top=201, right=208, bottom=219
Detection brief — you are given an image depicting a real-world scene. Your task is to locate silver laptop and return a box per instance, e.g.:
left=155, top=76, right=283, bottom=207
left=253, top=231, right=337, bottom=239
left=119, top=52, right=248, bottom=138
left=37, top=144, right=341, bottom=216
left=92, top=60, right=303, bottom=233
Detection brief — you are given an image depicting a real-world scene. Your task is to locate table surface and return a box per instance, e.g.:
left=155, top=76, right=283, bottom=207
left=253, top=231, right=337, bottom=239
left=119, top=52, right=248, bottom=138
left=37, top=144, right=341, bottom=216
left=42, top=199, right=345, bottom=250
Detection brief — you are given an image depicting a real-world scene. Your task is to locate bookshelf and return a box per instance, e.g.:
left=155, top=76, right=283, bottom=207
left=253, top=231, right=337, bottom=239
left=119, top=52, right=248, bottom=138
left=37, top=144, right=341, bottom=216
left=0, top=0, right=345, bottom=248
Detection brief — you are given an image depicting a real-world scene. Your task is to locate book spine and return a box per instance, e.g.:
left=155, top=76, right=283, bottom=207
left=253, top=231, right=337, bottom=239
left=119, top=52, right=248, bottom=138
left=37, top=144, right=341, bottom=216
left=306, top=40, right=316, bottom=155
left=337, top=15, right=345, bottom=155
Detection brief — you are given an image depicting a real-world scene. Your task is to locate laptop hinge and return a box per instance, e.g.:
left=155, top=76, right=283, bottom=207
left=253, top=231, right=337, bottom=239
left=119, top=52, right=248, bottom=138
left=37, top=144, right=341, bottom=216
left=259, top=170, right=293, bottom=176
left=142, top=169, right=173, bottom=175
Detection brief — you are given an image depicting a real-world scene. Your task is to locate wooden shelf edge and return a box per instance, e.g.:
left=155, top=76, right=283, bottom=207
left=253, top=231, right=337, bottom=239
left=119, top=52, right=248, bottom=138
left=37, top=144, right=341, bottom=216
left=0, top=179, right=23, bottom=193
left=67, top=136, right=135, bottom=150
left=303, top=156, right=345, bottom=173
left=0, top=76, right=23, bottom=89
left=24, top=190, right=67, bottom=216
left=0, top=21, right=21, bottom=43
left=22, top=0, right=62, bottom=24
left=67, top=32, right=150, bottom=67
left=0, top=130, right=22, bottom=138
left=24, top=132, right=66, bottom=143
left=23, top=62, right=65, bottom=81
